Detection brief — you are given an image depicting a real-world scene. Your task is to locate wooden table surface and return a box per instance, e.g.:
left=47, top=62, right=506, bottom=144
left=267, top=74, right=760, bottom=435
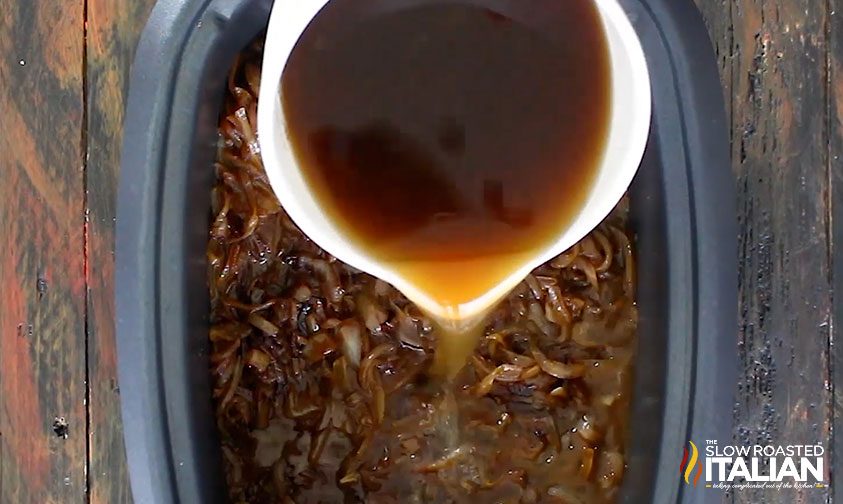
left=0, top=0, right=841, bottom=503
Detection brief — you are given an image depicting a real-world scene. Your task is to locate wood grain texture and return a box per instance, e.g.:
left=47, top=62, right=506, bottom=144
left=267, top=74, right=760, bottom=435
left=697, top=0, right=833, bottom=502
left=86, top=0, right=156, bottom=503
left=0, top=0, right=837, bottom=502
left=830, top=0, right=843, bottom=501
left=0, top=0, right=87, bottom=503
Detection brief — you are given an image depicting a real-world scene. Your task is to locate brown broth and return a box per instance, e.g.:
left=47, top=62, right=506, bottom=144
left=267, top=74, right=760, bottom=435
left=282, top=0, right=613, bottom=378
left=281, top=0, right=612, bottom=314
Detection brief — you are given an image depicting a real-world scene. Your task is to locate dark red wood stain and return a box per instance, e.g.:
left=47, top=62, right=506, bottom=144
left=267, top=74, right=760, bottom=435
left=0, top=243, right=48, bottom=495
left=0, top=1, right=87, bottom=502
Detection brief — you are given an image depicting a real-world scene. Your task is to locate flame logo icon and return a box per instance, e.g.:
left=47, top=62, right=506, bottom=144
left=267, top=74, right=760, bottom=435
left=679, top=441, right=702, bottom=487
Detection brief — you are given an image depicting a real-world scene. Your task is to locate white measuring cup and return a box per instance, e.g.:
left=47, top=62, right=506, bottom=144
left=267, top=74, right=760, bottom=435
left=257, top=0, right=651, bottom=322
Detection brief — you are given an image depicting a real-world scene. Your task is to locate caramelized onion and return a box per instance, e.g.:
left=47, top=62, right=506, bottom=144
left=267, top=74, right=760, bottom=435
left=531, top=347, right=587, bottom=379
left=244, top=348, right=271, bottom=372
left=337, top=320, right=363, bottom=367
left=209, top=40, right=638, bottom=504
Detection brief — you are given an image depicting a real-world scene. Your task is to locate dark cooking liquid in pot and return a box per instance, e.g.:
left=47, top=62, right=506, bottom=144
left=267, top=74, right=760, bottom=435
left=281, top=0, right=612, bottom=312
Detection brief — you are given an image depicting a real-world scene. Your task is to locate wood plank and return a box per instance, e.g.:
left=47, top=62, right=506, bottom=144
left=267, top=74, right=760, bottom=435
left=0, top=0, right=88, bottom=503
left=86, top=1, right=157, bottom=503
left=696, top=0, right=833, bottom=502
left=829, top=0, right=843, bottom=500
